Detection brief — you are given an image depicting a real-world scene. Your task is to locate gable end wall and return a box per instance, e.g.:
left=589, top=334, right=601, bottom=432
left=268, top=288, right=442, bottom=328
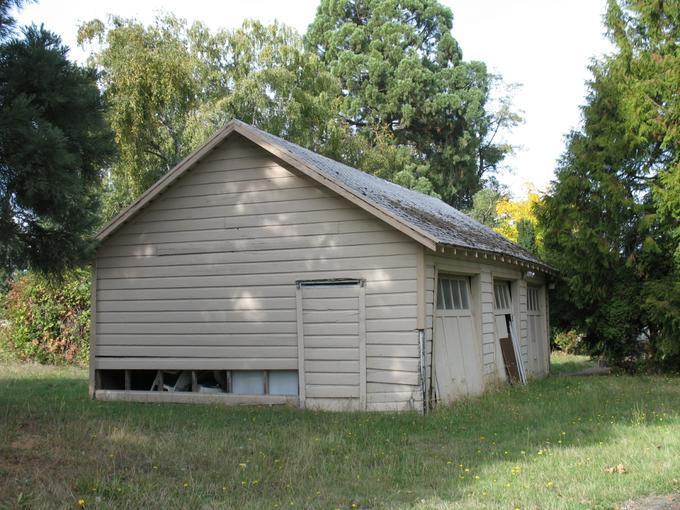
left=93, top=135, right=422, bottom=411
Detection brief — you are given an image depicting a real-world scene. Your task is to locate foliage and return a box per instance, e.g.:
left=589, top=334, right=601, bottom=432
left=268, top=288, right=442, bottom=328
left=78, top=15, right=228, bottom=218
left=0, top=24, right=114, bottom=273
left=79, top=16, right=339, bottom=220
left=467, top=187, right=503, bottom=227
left=551, top=329, right=585, bottom=355
left=495, top=186, right=542, bottom=253
left=537, top=0, right=679, bottom=368
left=305, top=0, right=520, bottom=208
left=1, top=269, right=90, bottom=365
left=0, top=0, right=30, bottom=39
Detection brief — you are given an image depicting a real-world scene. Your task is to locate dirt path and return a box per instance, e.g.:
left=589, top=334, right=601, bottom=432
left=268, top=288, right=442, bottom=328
left=620, top=494, right=680, bottom=510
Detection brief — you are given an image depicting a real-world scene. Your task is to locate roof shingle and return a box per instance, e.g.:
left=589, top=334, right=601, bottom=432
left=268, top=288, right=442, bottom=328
left=245, top=121, right=548, bottom=269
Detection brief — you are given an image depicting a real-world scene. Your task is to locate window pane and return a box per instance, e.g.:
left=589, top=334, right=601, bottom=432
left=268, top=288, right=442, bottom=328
left=494, top=285, right=502, bottom=309
left=437, top=278, right=445, bottom=309
left=268, top=371, right=298, bottom=396
left=451, top=279, right=462, bottom=309
left=232, top=371, right=265, bottom=395
left=442, top=279, right=453, bottom=309
left=459, top=280, right=469, bottom=309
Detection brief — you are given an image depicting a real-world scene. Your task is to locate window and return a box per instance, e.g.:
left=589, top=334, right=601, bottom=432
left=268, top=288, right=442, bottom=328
left=231, top=371, right=266, bottom=395
left=494, top=283, right=511, bottom=310
left=528, top=287, right=540, bottom=312
left=95, top=369, right=299, bottom=396
left=437, top=276, right=470, bottom=310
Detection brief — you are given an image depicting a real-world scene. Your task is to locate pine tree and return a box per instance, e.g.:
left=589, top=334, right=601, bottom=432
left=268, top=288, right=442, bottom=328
left=0, top=25, right=114, bottom=273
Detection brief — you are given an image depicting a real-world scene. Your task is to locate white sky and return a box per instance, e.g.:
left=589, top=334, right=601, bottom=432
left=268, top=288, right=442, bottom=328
left=15, top=0, right=612, bottom=197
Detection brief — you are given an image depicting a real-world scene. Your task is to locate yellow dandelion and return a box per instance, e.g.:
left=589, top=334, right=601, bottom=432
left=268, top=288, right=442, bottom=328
left=78, top=500, right=86, bottom=508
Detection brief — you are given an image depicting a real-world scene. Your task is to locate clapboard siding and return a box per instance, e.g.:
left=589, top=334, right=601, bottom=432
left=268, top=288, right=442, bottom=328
left=95, top=135, right=420, bottom=406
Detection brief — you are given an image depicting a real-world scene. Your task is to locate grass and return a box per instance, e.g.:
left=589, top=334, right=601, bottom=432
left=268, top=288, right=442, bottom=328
left=0, top=355, right=678, bottom=510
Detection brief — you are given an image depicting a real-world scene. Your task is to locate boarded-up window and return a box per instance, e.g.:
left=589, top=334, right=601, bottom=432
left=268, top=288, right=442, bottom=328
left=437, top=277, right=470, bottom=311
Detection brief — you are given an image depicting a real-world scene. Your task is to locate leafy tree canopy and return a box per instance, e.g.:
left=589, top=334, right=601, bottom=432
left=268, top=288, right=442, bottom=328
left=0, top=24, right=114, bottom=274
left=78, top=15, right=345, bottom=219
left=305, top=0, right=520, bottom=207
left=537, top=0, right=679, bottom=367
left=495, top=185, right=541, bottom=253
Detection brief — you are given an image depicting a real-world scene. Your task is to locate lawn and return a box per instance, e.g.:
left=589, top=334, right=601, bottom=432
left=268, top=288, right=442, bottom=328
left=0, top=354, right=678, bottom=510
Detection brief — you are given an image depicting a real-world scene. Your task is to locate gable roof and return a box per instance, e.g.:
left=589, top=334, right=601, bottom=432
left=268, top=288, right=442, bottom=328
left=97, top=119, right=554, bottom=274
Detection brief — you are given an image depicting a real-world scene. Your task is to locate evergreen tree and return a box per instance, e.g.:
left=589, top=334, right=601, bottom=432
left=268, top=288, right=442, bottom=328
left=537, top=0, right=678, bottom=367
left=305, top=0, right=518, bottom=207
left=0, top=25, right=113, bottom=273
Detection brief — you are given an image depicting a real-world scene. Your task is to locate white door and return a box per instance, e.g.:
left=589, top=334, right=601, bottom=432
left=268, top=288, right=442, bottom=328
left=433, top=275, right=482, bottom=402
left=297, top=280, right=366, bottom=411
left=494, top=282, right=512, bottom=339
left=493, top=281, right=513, bottom=381
left=527, top=285, right=547, bottom=375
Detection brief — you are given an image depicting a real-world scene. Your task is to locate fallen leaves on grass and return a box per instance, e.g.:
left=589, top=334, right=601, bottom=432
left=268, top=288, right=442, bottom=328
left=604, top=463, right=627, bottom=474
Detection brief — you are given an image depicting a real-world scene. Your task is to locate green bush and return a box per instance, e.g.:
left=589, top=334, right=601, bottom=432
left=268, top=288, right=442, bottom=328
left=1, top=269, right=90, bottom=365
left=552, top=329, right=585, bottom=355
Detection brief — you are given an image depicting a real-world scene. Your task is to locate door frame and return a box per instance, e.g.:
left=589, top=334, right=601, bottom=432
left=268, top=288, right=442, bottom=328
left=295, top=279, right=366, bottom=410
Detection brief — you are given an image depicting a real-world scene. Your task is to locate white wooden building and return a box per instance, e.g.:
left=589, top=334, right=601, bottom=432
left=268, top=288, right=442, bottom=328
left=90, top=119, right=554, bottom=412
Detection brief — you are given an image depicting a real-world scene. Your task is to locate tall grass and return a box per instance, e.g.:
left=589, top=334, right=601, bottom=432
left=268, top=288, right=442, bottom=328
left=0, top=355, right=678, bottom=509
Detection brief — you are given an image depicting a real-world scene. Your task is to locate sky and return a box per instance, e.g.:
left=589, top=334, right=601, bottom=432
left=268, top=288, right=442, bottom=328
left=14, top=0, right=613, bottom=197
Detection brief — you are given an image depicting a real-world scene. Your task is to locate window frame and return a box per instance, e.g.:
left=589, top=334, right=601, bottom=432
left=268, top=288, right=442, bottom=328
left=436, top=274, right=473, bottom=317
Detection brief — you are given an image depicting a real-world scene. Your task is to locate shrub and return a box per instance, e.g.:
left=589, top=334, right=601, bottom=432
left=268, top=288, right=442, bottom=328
left=552, top=329, right=585, bottom=355
left=1, top=269, right=90, bottom=365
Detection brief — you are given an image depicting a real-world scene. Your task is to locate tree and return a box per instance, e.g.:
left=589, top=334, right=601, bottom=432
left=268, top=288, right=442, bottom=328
left=305, top=0, right=518, bottom=207
left=0, top=25, right=113, bottom=274
left=495, top=185, right=541, bottom=253
left=79, top=16, right=339, bottom=219
left=467, top=187, right=503, bottom=227
left=537, top=0, right=678, bottom=367
left=78, top=15, right=227, bottom=217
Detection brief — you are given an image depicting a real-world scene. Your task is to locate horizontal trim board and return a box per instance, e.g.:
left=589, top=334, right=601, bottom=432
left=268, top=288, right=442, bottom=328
left=116, top=208, right=373, bottom=236
left=165, top=175, right=314, bottom=199
left=305, top=373, right=356, bottom=385
left=101, top=231, right=406, bottom=259
left=98, top=310, right=294, bottom=323
left=305, top=360, right=359, bottom=373
left=96, top=269, right=416, bottom=290
left=95, top=345, right=298, bottom=358
left=95, top=390, right=298, bottom=407
left=303, top=348, right=359, bottom=361
left=97, top=297, right=297, bottom=313
left=97, top=322, right=298, bottom=335
left=96, top=334, right=298, bottom=347
left=97, top=254, right=416, bottom=279
left=106, top=219, right=387, bottom=248
left=137, top=197, right=352, bottom=223
left=94, top=357, right=298, bottom=370
left=149, top=186, right=335, bottom=213
left=306, top=386, right=359, bottom=398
